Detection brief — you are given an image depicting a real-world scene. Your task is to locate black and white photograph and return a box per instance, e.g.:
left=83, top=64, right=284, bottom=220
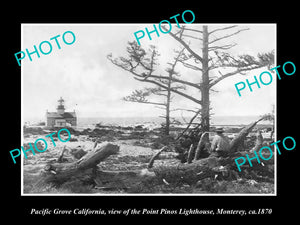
left=3, top=3, right=299, bottom=221
left=21, top=23, right=276, bottom=195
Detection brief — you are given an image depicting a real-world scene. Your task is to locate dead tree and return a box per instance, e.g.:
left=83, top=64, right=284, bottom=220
left=123, top=86, right=183, bottom=136
left=121, top=48, right=186, bottom=135
left=108, top=26, right=274, bottom=133
left=163, top=25, right=274, bottom=132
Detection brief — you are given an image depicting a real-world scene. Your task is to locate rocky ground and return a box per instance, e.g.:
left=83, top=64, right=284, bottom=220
left=22, top=124, right=274, bottom=194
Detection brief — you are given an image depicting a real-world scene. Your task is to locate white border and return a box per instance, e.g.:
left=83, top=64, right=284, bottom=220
left=21, top=23, right=277, bottom=196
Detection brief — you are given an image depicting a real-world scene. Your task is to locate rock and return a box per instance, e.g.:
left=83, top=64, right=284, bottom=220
left=69, top=137, right=78, bottom=142
left=122, top=126, right=134, bottom=131
left=23, top=127, right=46, bottom=135
left=134, top=125, right=144, bottom=129
left=80, top=128, right=92, bottom=135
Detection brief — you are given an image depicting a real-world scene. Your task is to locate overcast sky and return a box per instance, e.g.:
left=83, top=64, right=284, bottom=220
left=22, top=24, right=276, bottom=121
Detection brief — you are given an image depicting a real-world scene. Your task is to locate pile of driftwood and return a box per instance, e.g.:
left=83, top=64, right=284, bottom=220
left=35, top=118, right=274, bottom=191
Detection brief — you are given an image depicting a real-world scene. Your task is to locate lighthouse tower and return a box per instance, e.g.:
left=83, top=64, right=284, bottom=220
left=57, top=97, right=65, bottom=114
left=46, top=97, right=77, bottom=127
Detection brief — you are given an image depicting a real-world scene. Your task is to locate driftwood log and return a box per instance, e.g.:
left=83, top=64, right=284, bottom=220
left=154, top=117, right=274, bottom=184
left=250, top=130, right=263, bottom=153
left=36, top=117, right=273, bottom=191
left=229, top=117, right=264, bottom=152
left=194, top=132, right=210, bottom=160
left=38, top=143, right=120, bottom=186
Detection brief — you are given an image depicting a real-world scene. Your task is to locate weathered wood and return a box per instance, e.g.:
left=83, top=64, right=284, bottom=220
left=76, top=143, right=119, bottom=170
left=92, top=157, right=223, bottom=190
left=250, top=130, right=263, bottom=153
left=36, top=118, right=273, bottom=191
left=153, top=157, right=222, bottom=184
left=186, top=144, right=194, bottom=164
left=229, top=117, right=264, bottom=152
left=194, top=132, right=210, bottom=160
left=41, top=143, right=119, bottom=185
left=148, top=146, right=168, bottom=169
left=94, top=169, right=156, bottom=190
left=57, top=146, right=67, bottom=163
left=175, top=109, right=202, bottom=140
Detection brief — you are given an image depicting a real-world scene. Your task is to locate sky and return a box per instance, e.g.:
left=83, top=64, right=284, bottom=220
left=22, top=24, right=276, bottom=121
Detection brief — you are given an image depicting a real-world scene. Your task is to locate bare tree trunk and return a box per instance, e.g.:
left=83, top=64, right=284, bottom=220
left=201, top=26, right=210, bottom=132
left=165, top=73, right=172, bottom=135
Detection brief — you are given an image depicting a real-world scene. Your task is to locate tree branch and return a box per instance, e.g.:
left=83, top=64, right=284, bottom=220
left=171, top=108, right=200, bottom=113
left=134, top=77, right=203, bottom=105
left=208, top=43, right=237, bottom=51
left=110, top=45, right=201, bottom=91
left=178, top=59, right=203, bottom=72
left=145, top=74, right=201, bottom=90
left=182, top=34, right=203, bottom=41
left=123, top=88, right=168, bottom=107
left=124, top=99, right=166, bottom=106
left=183, top=27, right=203, bottom=34
left=208, top=65, right=262, bottom=88
left=208, top=25, right=238, bottom=35
left=162, top=26, right=203, bottom=63
left=208, top=50, right=274, bottom=88
left=209, top=28, right=249, bottom=45
left=155, top=106, right=167, bottom=110
left=153, top=92, right=168, bottom=97
left=176, top=108, right=202, bottom=140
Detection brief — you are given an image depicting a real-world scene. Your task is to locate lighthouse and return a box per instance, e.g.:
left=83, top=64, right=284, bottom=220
left=46, top=97, right=77, bottom=128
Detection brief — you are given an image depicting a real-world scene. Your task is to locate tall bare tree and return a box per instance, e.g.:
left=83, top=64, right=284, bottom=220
left=118, top=46, right=185, bottom=135
left=164, top=25, right=274, bottom=132
left=108, top=26, right=274, bottom=132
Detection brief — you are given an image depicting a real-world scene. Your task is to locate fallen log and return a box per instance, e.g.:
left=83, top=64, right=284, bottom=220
left=153, top=149, right=274, bottom=185
left=229, top=117, right=264, bottom=152
left=38, top=143, right=120, bottom=185
left=35, top=118, right=274, bottom=192
left=93, top=169, right=156, bottom=191
left=94, top=157, right=224, bottom=190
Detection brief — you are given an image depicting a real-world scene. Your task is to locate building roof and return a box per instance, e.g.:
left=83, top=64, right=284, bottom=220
left=47, top=112, right=76, bottom=118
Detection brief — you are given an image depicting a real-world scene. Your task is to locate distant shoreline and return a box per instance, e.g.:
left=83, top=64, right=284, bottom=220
left=24, top=115, right=273, bottom=126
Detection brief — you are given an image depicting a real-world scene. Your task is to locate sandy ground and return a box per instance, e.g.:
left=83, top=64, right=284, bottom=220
left=22, top=133, right=274, bottom=194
